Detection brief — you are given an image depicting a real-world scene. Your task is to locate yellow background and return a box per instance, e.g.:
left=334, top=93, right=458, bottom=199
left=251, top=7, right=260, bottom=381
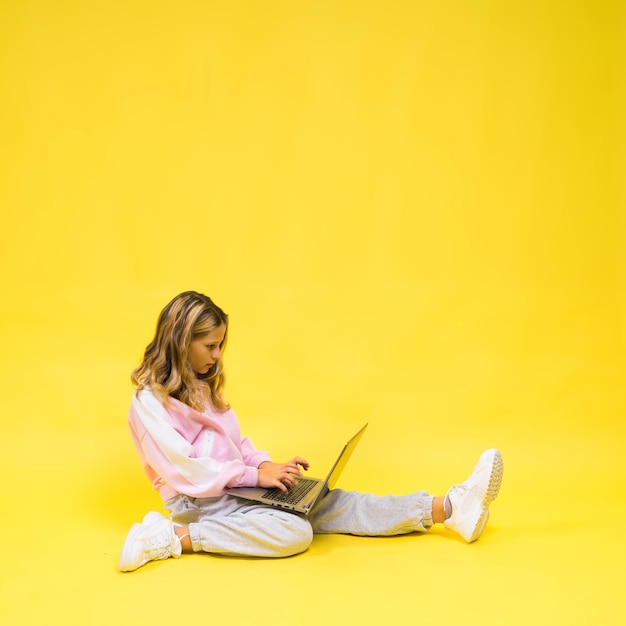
left=1, top=1, right=624, bottom=624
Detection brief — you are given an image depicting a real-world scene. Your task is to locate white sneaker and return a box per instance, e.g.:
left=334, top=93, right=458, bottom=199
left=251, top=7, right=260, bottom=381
left=119, top=511, right=182, bottom=572
left=444, top=449, right=503, bottom=543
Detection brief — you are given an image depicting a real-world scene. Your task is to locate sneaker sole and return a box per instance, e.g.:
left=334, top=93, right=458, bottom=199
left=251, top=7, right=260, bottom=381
left=119, top=523, right=144, bottom=572
left=468, top=450, right=503, bottom=542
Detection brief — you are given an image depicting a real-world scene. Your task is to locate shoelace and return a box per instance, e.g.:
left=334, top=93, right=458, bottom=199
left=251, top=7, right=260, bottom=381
left=141, top=515, right=178, bottom=559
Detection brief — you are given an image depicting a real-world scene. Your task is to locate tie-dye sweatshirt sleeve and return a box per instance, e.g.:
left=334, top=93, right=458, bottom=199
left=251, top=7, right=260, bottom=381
left=127, top=389, right=272, bottom=502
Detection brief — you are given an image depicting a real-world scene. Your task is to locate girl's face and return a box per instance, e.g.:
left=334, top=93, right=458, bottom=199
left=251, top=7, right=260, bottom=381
left=188, top=323, right=227, bottom=374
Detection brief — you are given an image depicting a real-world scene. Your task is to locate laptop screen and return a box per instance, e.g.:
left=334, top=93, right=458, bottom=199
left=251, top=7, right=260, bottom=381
left=325, top=424, right=368, bottom=490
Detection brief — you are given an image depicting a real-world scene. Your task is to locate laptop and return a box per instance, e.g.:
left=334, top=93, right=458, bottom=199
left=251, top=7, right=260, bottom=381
left=226, top=423, right=368, bottom=515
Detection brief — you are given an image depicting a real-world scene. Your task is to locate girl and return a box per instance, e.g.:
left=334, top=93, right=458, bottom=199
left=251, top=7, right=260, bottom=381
left=119, top=291, right=503, bottom=572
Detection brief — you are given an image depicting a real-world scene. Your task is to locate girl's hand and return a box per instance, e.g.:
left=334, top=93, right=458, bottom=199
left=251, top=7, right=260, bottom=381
left=257, top=457, right=310, bottom=493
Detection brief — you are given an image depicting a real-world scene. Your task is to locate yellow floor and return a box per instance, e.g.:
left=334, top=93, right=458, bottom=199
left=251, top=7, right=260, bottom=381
left=1, top=1, right=625, bottom=625
left=1, top=284, right=624, bottom=625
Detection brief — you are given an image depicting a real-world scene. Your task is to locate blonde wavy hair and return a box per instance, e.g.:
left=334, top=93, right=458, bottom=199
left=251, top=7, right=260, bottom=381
left=131, top=291, right=229, bottom=412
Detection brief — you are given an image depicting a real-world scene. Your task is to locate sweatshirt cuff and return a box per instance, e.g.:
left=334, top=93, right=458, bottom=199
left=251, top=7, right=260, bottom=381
left=237, top=466, right=259, bottom=488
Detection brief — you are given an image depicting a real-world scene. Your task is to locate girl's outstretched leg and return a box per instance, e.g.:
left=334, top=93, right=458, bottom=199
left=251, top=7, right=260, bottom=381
left=309, top=448, right=503, bottom=543
left=309, top=490, right=436, bottom=536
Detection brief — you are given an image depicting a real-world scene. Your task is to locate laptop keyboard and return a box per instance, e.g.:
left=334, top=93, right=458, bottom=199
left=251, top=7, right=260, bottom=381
left=262, top=478, right=318, bottom=504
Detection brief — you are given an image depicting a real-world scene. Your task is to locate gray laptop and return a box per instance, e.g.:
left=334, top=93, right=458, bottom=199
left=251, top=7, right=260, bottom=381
left=226, top=423, right=368, bottom=515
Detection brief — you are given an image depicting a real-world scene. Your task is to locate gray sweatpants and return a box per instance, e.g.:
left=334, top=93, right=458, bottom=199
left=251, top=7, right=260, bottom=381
left=166, top=489, right=435, bottom=558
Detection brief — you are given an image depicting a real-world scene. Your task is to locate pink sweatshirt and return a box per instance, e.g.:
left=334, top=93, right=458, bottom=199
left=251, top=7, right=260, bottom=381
left=128, top=389, right=271, bottom=502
